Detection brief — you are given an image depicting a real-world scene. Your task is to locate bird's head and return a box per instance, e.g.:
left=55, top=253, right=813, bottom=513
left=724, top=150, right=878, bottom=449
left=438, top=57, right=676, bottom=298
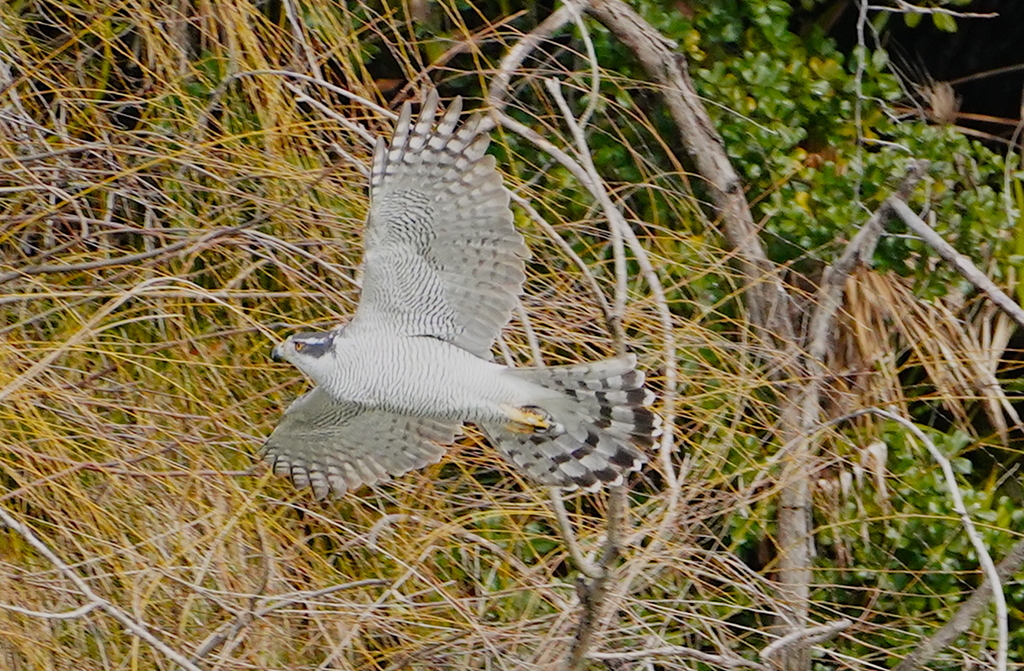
left=271, top=329, right=342, bottom=380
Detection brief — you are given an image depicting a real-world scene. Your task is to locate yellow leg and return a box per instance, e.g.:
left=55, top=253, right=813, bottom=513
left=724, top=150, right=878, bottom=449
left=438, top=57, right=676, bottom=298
left=500, top=404, right=551, bottom=433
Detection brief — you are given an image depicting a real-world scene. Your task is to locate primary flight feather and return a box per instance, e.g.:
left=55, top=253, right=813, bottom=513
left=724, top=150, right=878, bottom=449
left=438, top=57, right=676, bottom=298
left=262, top=90, right=660, bottom=498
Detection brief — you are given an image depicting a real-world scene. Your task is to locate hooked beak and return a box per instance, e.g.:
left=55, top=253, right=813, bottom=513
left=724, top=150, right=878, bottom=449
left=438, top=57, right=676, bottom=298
left=270, top=343, right=285, bottom=362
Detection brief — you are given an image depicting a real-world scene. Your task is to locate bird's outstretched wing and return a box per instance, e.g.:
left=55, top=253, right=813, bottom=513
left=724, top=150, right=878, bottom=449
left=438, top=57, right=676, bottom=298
left=345, top=90, right=529, bottom=359
left=260, top=388, right=458, bottom=499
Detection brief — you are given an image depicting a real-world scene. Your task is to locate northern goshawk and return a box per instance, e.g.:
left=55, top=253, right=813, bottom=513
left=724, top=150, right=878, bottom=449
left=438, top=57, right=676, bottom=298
left=262, top=90, right=660, bottom=498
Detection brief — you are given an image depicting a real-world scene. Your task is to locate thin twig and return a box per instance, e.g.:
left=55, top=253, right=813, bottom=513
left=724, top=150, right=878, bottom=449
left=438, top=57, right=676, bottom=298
left=889, top=198, right=1024, bottom=331
left=1, top=146, right=348, bottom=286
left=867, top=409, right=1007, bottom=671
left=0, top=600, right=101, bottom=620
left=0, top=506, right=204, bottom=671
left=509, top=191, right=614, bottom=326
left=545, top=77, right=627, bottom=345
left=212, top=70, right=393, bottom=120
left=191, top=578, right=387, bottom=661
left=0, top=143, right=106, bottom=164
left=284, top=81, right=376, bottom=146
left=548, top=487, right=603, bottom=579
left=0, top=277, right=171, bottom=403
left=760, top=618, right=852, bottom=662
left=591, top=645, right=768, bottom=669
left=564, top=0, right=601, bottom=128
left=869, top=0, right=997, bottom=18
left=0, top=230, right=221, bottom=284
left=514, top=301, right=543, bottom=365
left=487, top=6, right=575, bottom=117
left=281, top=0, right=322, bottom=78
left=894, top=536, right=1024, bottom=671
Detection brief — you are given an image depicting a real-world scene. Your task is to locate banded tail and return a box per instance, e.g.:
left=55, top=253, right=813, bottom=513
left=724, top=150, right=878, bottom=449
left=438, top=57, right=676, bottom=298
left=482, top=354, right=661, bottom=490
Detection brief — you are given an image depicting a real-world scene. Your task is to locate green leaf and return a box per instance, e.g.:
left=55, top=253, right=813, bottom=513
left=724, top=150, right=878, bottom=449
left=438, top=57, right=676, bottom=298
left=932, top=12, right=958, bottom=33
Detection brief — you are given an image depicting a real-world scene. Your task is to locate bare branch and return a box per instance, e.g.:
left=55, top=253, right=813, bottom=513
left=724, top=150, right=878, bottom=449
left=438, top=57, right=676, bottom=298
left=0, top=506, right=204, bottom=671
left=869, top=1, right=997, bottom=18
left=565, top=0, right=602, bottom=128
left=564, top=569, right=611, bottom=671
left=0, top=229, right=225, bottom=284
left=548, top=488, right=603, bottom=580
left=281, top=0, right=322, bottom=78
left=509, top=191, right=615, bottom=326
left=545, top=77, right=628, bottom=346
left=591, top=645, right=768, bottom=669
left=889, top=198, right=1024, bottom=331
left=894, top=537, right=1024, bottom=671
left=761, top=618, right=852, bottom=663
left=284, top=81, right=376, bottom=146
left=0, top=600, right=100, bottom=620
left=562, top=485, right=631, bottom=670
left=487, top=6, right=575, bottom=115
left=770, top=163, right=931, bottom=653
left=191, top=578, right=387, bottom=661
left=867, top=409, right=1008, bottom=671
left=805, top=160, right=930, bottom=365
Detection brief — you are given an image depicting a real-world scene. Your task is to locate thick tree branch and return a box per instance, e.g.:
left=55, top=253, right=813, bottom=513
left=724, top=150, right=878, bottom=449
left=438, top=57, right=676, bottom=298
left=584, top=0, right=795, bottom=347
left=805, top=160, right=931, bottom=365
left=770, top=161, right=927, bottom=667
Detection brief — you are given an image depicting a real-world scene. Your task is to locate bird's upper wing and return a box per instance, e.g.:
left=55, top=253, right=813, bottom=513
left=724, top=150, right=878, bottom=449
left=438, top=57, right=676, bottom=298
left=260, top=388, right=458, bottom=498
left=345, top=90, right=530, bottom=359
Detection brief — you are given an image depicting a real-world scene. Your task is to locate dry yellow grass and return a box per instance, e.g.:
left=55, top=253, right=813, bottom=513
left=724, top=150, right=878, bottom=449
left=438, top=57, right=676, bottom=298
left=0, top=2, right=737, bottom=668
left=1, top=1, right=1018, bottom=669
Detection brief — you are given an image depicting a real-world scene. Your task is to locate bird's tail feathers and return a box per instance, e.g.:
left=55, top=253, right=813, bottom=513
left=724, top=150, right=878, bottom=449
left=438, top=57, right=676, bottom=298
left=481, top=355, right=661, bottom=491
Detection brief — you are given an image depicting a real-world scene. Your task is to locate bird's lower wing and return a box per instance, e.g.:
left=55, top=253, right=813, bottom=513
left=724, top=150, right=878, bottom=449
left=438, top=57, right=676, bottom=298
left=260, top=388, right=459, bottom=499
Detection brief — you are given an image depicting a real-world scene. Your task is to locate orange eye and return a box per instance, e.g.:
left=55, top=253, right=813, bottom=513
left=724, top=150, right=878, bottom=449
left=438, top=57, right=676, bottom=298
left=293, top=342, right=305, bottom=352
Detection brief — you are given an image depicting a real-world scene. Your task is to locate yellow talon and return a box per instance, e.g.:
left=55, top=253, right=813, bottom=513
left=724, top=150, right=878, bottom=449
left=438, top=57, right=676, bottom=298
left=500, top=404, right=551, bottom=433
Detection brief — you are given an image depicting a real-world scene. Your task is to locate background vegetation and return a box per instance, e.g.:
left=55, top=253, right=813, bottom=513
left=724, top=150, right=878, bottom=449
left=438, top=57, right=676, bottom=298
left=1, top=0, right=1021, bottom=669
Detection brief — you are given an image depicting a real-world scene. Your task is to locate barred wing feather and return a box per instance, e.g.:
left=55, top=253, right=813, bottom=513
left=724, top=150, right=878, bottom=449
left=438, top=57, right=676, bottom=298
left=260, top=388, right=458, bottom=499
left=347, top=90, right=529, bottom=359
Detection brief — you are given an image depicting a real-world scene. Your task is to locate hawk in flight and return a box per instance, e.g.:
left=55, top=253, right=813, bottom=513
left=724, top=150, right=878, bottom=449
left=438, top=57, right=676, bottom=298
left=263, top=90, right=660, bottom=498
